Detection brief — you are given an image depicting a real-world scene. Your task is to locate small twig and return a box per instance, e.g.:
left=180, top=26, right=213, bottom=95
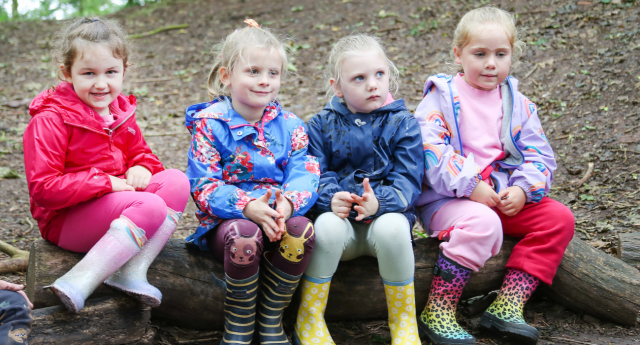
left=524, top=64, right=539, bottom=79
left=575, top=162, right=595, bottom=188
left=576, top=228, right=592, bottom=240
left=544, top=336, right=598, bottom=345
left=378, top=26, right=403, bottom=33
left=131, top=76, right=176, bottom=84
left=0, top=240, right=29, bottom=260
left=21, top=217, right=34, bottom=236
left=129, top=24, right=189, bottom=39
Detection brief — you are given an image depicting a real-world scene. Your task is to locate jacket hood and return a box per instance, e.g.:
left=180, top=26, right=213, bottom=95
left=322, top=96, right=407, bottom=116
left=423, top=73, right=520, bottom=97
left=184, top=96, right=283, bottom=135
left=29, top=82, right=136, bottom=125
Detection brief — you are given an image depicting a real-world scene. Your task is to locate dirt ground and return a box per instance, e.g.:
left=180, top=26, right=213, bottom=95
left=0, top=0, right=639, bottom=343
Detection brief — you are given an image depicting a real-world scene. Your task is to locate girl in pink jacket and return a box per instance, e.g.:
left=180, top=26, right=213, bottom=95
left=24, top=17, right=190, bottom=313
left=414, top=7, right=574, bottom=345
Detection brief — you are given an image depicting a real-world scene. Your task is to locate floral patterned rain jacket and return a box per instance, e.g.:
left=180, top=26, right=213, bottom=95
left=184, top=97, right=320, bottom=250
left=307, top=97, right=424, bottom=227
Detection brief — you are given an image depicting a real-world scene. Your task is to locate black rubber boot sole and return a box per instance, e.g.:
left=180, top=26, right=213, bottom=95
left=479, top=312, right=539, bottom=345
left=417, top=317, right=476, bottom=345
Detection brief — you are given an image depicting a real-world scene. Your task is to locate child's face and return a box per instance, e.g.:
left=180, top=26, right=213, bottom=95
left=454, top=23, right=512, bottom=91
left=332, top=51, right=390, bottom=114
left=62, top=43, right=124, bottom=116
left=222, top=47, right=282, bottom=116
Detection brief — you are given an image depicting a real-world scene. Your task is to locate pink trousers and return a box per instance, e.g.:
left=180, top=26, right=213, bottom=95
left=57, top=169, right=190, bottom=253
left=429, top=198, right=503, bottom=271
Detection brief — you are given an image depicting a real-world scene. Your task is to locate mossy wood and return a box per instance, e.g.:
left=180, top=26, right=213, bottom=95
left=27, top=236, right=640, bottom=330
left=30, top=296, right=150, bottom=344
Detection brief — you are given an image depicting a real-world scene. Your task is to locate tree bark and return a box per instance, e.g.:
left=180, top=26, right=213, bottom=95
left=30, top=296, right=150, bottom=344
left=617, top=232, right=640, bottom=269
left=27, top=236, right=640, bottom=329
left=11, top=0, right=18, bottom=19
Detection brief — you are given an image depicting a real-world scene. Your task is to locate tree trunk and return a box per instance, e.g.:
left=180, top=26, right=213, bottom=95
left=11, top=0, right=18, bottom=19
left=30, top=296, right=150, bottom=344
left=617, top=232, right=640, bottom=269
left=27, top=236, right=640, bottom=329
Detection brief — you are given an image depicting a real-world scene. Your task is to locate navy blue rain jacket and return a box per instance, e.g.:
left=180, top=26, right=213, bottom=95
left=307, top=96, right=424, bottom=226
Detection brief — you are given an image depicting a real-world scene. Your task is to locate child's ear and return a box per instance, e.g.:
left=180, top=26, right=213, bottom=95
left=60, top=64, right=72, bottom=83
left=330, top=78, right=343, bottom=98
left=453, top=46, right=463, bottom=65
left=219, top=66, right=230, bottom=86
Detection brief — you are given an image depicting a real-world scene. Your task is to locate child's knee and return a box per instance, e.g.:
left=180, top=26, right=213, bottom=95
left=313, top=212, right=350, bottom=249
left=163, top=169, right=190, bottom=195
left=370, top=213, right=412, bottom=246
left=280, top=217, right=315, bottom=262
left=551, top=203, right=575, bottom=242
left=223, top=219, right=264, bottom=264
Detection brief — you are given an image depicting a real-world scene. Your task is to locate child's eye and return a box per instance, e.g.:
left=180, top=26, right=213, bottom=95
left=497, top=52, right=506, bottom=57
left=249, top=69, right=258, bottom=75
left=354, top=76, right=364, bottom=82
left=82, top=72, right=94, bottom=76
left=106, top=70, right=117, bottom=75
left=475, top=52, right=485, bottom=57
left=269, top=70, right=279, bottom=77
left=376, top=71, right=384, bottom=78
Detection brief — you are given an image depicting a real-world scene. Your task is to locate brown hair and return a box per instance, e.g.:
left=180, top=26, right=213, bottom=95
left=207, top=24, right=288, bottom=100
left=452, top=6, right=525, bottom=73
left=54, top=16, right=133, bottom=79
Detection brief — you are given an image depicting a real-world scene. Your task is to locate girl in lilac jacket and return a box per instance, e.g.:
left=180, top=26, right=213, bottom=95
left=414, top=7, right=574, bottom=345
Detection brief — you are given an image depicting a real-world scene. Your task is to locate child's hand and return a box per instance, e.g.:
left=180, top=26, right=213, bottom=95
left=331, top=192, right=354, bottom=219
left=243, top=189, right=282, bottom=242
left=274, top=189, right=293, bottom=234
left=110, top=176, right=136, bottom=192
left=497, top=186, right=527, bottom=217
left=469, top=180, right=501, bottom=208
left=351, top=178, right=379, bottom=221
left=0, top=280, right=33, bottom=309
left=125, top=165, right=152, bottom=190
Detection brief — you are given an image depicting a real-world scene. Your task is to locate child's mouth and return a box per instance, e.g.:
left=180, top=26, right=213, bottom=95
left=367, top=95, right=380, bottom=100
left=91, top=92, right=110, bottom=100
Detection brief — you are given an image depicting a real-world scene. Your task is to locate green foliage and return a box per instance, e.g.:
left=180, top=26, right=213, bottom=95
left=0, top=0, right=162, bottom=22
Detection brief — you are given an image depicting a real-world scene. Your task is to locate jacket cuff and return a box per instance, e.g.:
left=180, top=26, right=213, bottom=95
left=511, top=179, right=533, bottom=203
left=232, top=196, right=256, bottom=220
left=374, top=192, right=387, bottom=218
left=462, top=174, right=481, bottom=198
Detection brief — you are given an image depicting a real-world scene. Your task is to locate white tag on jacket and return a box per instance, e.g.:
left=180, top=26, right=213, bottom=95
left=128, top=127, right=136, bottom=135
left=354, top=119, right=366, bottom=127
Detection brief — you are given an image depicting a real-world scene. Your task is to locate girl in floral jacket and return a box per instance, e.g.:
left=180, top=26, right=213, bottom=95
left=414, top=7, right=574, bottom=345
left=184, top=20, right=319, bottom=345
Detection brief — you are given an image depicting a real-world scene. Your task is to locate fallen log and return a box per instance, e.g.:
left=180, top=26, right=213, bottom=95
left=617, top=232, right=640, bottom=269
left=30, top=296, right=150, bottom=344
left=27, top=236, right=640, bottom=329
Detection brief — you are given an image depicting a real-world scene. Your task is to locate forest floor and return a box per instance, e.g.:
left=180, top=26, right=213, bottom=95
left=1, top=0, right=639, bottom=343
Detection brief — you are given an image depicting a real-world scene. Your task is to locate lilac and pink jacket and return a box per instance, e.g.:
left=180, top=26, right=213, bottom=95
left=415, top=74, right=556, bottom=231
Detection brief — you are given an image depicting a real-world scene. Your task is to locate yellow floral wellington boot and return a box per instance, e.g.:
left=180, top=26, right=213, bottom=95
left=384, top=280, right=421, bottom=345
left=292, top=276, right=334, bottom=345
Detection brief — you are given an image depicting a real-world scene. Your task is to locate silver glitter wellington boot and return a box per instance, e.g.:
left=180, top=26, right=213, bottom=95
left=105, top=209, right=181, bottom=307
left=51, top=217, right=145, bottom=313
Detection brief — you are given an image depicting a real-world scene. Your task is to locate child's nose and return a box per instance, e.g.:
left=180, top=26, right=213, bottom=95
left=93, top=76, right=108, bottom=89
left=258, top=73, right=270, bottom=86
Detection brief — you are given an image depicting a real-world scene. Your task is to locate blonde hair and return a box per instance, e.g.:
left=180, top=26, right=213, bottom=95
left=207, top=25, right=288, bottom=100
left=325, top=34, right=399, bottom=99
left=452, top=6, right=525, bottom=73
left=54, top=17, right=133, bottom=80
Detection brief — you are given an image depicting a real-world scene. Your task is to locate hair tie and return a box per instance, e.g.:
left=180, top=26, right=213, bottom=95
left=244, top=19, right=259, bottom=28
left=93, top=19, right=99, bottom=22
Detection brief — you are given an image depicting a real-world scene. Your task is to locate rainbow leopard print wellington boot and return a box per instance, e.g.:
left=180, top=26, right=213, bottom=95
left=480, top=269, right=540, bottom=345
left=418, top=251, right=475, bottom=345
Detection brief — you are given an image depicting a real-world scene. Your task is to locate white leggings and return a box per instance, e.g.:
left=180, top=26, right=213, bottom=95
left=304, top=212, right=415, bottom=284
